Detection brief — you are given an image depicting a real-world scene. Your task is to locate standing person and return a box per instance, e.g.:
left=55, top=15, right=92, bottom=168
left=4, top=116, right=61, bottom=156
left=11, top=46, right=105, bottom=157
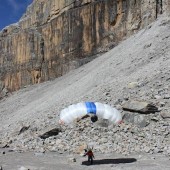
left=84, top=148, right=95, bottom=164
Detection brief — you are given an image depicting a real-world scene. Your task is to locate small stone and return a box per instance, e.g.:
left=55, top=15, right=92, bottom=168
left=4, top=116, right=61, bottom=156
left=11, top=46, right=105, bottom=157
left=34, top=152, right=44, bottom=156
left=144, top=43, right=152, bottom=49
left=18, top=167, right=29, bottom=170
left=164, top=95, right=170, bottom=99
left=68, top=157, right=76, bottom=163
left=38, top=148, right=45, bottom=153
left=151, top=117, right=159, bottom=122
left=154, top=95, right=162, bottom=99
left=159, top=102, right=166, bottom=107
left=138, top=155, right=143, bottom=159
left=18, top=125, right=30, bottom=135
left=144, top=147, right=150, bottom=153
left=128, top=82, right=139, bottom=89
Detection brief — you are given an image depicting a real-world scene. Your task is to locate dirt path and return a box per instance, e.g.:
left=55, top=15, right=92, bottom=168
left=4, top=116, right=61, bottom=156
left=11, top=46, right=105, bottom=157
left=0, top=149, right=170, bottom=170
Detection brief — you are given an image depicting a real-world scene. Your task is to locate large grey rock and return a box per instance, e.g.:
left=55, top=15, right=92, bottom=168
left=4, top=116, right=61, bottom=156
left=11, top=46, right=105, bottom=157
left=123, top=113, right=148, bottom=127
left=122, top=101, right=158, bottom=113
left=96, top=119, right=110, bottom=127
left=160, top=111, right=170, bottom=119
left=134, top=115, right=149, bottom=128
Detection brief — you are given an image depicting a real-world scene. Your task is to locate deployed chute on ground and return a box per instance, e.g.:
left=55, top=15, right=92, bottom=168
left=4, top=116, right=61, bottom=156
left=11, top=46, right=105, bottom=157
left=59, top=102, right=122, bottom=125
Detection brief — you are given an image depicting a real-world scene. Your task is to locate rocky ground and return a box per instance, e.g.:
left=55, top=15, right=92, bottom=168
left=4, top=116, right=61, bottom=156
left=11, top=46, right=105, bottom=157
left=0, top=15, right=170, bottom=169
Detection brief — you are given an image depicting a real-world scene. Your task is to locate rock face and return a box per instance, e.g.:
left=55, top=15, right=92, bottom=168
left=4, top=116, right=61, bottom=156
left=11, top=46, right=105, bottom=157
left=0, top=0, right=169, bottom=95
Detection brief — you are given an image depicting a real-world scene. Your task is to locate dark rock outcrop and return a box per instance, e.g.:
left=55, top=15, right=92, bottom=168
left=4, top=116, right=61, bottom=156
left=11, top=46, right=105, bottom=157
left=39, top=127, right=62, bottom=139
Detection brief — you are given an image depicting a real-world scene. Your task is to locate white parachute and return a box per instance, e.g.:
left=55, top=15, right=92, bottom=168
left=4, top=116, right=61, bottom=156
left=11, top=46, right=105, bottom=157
left=59, top=102, right=122, bottom=125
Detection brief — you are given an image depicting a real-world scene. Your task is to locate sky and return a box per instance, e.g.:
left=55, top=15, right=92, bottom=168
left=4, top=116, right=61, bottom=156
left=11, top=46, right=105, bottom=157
left=0, top=0, right=33, bottom=30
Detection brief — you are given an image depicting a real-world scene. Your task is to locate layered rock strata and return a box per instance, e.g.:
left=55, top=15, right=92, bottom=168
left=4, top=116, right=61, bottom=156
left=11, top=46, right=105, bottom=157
left=0, top=0, right=169, bottom=95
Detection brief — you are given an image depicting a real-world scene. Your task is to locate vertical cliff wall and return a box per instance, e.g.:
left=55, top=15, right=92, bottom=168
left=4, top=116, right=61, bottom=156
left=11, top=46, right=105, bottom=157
left=0, top=0, right=169, bottom=97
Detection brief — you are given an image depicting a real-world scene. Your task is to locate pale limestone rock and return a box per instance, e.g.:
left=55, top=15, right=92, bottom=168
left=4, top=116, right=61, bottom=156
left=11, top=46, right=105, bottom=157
left=128, top=82, right=139, bottom=89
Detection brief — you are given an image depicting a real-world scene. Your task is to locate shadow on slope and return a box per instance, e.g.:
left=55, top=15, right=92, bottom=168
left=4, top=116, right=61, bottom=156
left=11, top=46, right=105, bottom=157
left=82, top=158, right=137, bottom=166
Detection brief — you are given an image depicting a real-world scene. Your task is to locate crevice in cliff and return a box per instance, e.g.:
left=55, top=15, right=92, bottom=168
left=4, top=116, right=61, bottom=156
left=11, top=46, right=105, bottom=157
left=39, top=36, right=45, bottom=83
left=27, top=31, right=46, bottom=84
left=40, top=37, right=45, bottom=62
left=156, top=0, right=163, bottom=18
left=134, top=0, right=136, bottom=5
left=110, top=0, right=123, bottom=27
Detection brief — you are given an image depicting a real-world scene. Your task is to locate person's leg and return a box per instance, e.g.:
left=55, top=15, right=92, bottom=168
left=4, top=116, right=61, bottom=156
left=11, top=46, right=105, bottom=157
left=88, top=156, right=90, bottom=162
left=90, top=156, right=93, bottom=164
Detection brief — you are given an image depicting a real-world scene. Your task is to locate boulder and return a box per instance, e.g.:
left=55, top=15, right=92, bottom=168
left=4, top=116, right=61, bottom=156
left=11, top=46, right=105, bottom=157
left=123, top=113, right=149, bottom=127
left=160, top=111, right=170, bottom=119
left=122, top=101, right=158, bottom=114
left=39, top=127, right=62, bottom=139
left=96, top=119, right=110, bottom=127
left=134, top=115, right=149, bottom=128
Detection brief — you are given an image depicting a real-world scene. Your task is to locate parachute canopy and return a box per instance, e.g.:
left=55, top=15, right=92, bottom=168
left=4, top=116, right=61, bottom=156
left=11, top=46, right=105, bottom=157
left=59, top=102, right=122, bottom=125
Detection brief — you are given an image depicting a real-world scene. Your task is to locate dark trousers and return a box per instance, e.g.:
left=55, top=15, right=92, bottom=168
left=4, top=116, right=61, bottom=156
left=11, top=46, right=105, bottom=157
left=88, top=156, right=93, bottom=164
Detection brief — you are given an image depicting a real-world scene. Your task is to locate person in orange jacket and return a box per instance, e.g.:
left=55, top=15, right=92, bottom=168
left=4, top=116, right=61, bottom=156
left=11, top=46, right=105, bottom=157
left=84, top=149, right=95, bottom=164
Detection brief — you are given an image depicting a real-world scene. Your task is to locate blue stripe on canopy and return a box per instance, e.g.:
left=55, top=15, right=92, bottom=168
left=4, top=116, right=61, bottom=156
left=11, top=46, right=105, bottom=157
left=85, top=102, right=96, bottom=114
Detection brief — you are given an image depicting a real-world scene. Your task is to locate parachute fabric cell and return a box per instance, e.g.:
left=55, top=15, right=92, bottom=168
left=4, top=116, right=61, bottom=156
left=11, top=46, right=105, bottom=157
left=95, top=102, right=122, bottom=124
left=60, top=102, right=87, bottom=124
